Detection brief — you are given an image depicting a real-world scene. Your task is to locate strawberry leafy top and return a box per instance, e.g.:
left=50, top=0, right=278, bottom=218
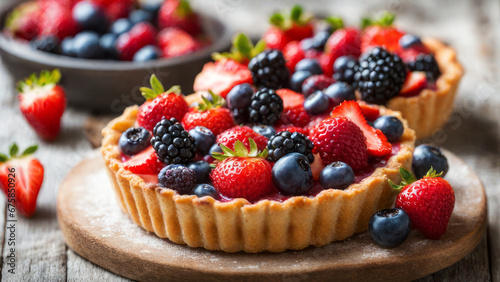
left=212, top=139, right=268, bottom=161
left=269, top=4, right=313, bottom=29
left=0, top=143, right=38, bottom=163
left=361, top=11, right=396, bottom=29
left=17, top=69, right=61, bottom=93
left=212, top=33, right=266, bottom=63
left=323, top=16, right=344, bottom=32
left=389, top=167, right=443, bottom=190
left=140, top=74, right=181, bottom=100
left=197, top=91, right=225, bottom=111
left=176, top=0, right=194, bottom=17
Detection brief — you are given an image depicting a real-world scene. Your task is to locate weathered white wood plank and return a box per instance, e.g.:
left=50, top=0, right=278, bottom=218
left=66, top=250, right=129, bottom=281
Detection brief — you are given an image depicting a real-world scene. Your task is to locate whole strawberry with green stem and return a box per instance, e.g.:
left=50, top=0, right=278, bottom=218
left=0, top=143, right=44, bottom=217
left=360, top=11, right=406, bottom=53
left=158, top=0, right=202, bottom=36
left=137, top=74, right=189, bottom=132
left=212, top=33, right=266, bottom=66
left=211, top=139, right=274, bottom=201
left=390, top=167, right=455, bottom=240
left=17, top=69, right=66, bottom=141
left=181, top=92, right=235, bottom=136
left=4, top=1, right=40, bottom=41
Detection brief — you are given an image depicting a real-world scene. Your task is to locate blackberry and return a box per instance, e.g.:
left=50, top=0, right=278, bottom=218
left=158, top=165, right=196, bottom=194
left=30, top=36, right=60, bottom=54
left=407, top=54, right=441, bottom=82
left=354, top=47, right=407, bottom=105
left=248, top=88, right=284, bottom=125
left=248, top=49, right=290, bottom=89
left=333, top=56, right=358, bottom=86
left=267, top=131, right=315, bottom=163
left=151, top=118, right=196, bottom=165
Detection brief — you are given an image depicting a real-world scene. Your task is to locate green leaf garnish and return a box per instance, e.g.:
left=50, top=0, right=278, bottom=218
left=324, top=16, right=344, bottom=32
left=9, top=143, right=18, bottom=158
left=269, top=4, right=313, bottom=29
left=212, top=139, right=268, bottom=161
left=361, top=10, right=396, bottom=29
left=0, top=143, right=38, bottom=163
left=197, top=91, right=225, bottom=112
left=21, top=145, right=38, bottom=157
left=211, top=33, right=266, bottom=63
left=140, top=74, right=181, bottom=100
left=390, top=166, right=444, bottom=191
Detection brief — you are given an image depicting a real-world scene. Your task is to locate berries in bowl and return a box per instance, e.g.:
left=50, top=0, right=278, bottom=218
left=0, top=0, right=231, bottom=112
left=101, top=70, right=416, bottom=252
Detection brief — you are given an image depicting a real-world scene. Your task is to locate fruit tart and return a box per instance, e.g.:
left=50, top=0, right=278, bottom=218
left=102, top=73, right=416, bottom=253
left=252, top=7, right=464, bottom=139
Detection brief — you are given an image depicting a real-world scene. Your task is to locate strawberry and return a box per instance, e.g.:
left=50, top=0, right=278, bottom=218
left=211, top=139, right=274, bottom=201
left=123, top=146, right=164, bottom=174
left=360, top=11, right=406, bottom=53
left=323, top=27, right=361, bottom=75
left=309, top=117, right=368, bottom=170
left=212, top=33, right=266, bottom=65
left=0, top=144, right=44, bottom=217
left=217, top=126, right=268, bottom=151
left=276, top=89, right=311, bottom=127
left=4, top=1, right=40, bottom=41
left=137, top=75, right=189, bottom=132
left=283, top=41, right=306, bottom=72
left=158, top=0, right=201, bottom=36
left=331, top=101, right=392, bottom=157
left=90, top=0, right=133, bottom=21
left=399, top=71, right=427, bottom=97
left=263, top=5, right=313, bottom=50
left=357, top=101, right=380, bottom=121
left=182, top=92, right=235, bottom=135
left=158, top=27, right=200, bottom=58
left=390, top=168, right=455, bottom=239
left=193, top=59, right=253, bottom=98
left=275, top=125, right=309, bottom=136
left=116, top=22, right=156, bottom=61
left=17, top=69, right=66, bottom=141
left=38, top=0, right=78, bottom=40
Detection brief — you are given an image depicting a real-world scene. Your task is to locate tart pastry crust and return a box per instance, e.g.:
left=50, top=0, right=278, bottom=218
left=101, top=106, right=415, bottom=253
left=387, top=38, right=464, bottom=139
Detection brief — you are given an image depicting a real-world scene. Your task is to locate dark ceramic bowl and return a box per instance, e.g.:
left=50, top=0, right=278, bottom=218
left=0, top=2, right=231, bottom=113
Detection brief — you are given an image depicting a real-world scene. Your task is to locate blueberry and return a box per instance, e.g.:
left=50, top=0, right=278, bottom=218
left=129, top=9, right=153, bottom=24
left=369, top=208, right=412, bottom=248
left=294, top=58, right=323, bottom=75
left=61, top=37, right=76, bottom=57
left=140, top=2, right=162, bottom=18
left=189, top=126, right=215, bottom=156
left=323, top=82, right=356, bottom=107
left=300, top=38, right=315, bottom=51
left=373, top=116, right=404, bottom=142
left=272, top=153, right=314, bottom=196
left=399, top=34, right=422, bottom=49
left=99, top=33, right=118, bottom=59
left=119, top=127, right=151, bottom=156
left=188, top=161, right=212, bottom=184
left=319, top=161, right=355, bottom=190
left=30, top=36, right=60, bottom=54
left=209, top=143, right=222, bottom=156
left=133, top=45, right=160, bottom=61
left=110, top=18, right=133, bottom=35
left=73, top=31, right=104, bottom=59
left=412, top=144, right=449, bottom=179
left=193, top=184, right=219, bottom=199
left=72, top=1, right=108, bottom=33
left=252, top=125, right=276, bottom=139
left=304, top=90, right=330, bottom=116
left=312, top=31, right=330, bottom=50
left=227, top=83, right=254, bottom=110
left=158, top=166, right=196, bottom=194
left=290, top=70, right=313, bottom=93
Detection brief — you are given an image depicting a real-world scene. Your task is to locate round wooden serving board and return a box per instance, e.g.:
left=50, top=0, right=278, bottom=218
left=57, top=150, right=487, bottom=282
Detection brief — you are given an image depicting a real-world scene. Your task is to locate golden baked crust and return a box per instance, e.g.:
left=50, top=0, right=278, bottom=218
left=101, top=106, right=415, bottom=253
left=387, top=38, right=464, bottom=139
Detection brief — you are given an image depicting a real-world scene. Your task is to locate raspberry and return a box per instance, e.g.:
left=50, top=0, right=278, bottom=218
left=158, top=165, right=196, bottom=194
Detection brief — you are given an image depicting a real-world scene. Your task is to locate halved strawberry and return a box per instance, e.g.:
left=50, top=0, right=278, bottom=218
left=158, top=27, right=200, bottom=58
left=193, top=59, right=253, bottom=98
left=263, top=5, right=313, bottom=51
left=276, top=89, right=311, bottom=127
left=331, top=101, right=392, bottom=157
left=4, top=1, right=40, bottom=41
left=399, top=71, right=427, bottom=97
left=0, top=144, right=44, bottom=217
left=123, top=146, right=164, bottom=174
left=357, top=101, right=380, bottom=121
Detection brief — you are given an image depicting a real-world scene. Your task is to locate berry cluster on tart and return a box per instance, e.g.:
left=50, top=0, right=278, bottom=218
left=193, top=8, right=464, bottom=139
left=102, top=68, right=416, bottom=252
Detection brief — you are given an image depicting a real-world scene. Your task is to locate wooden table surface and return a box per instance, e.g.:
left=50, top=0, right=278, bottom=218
left=0, top=0, right=498, bottom=281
